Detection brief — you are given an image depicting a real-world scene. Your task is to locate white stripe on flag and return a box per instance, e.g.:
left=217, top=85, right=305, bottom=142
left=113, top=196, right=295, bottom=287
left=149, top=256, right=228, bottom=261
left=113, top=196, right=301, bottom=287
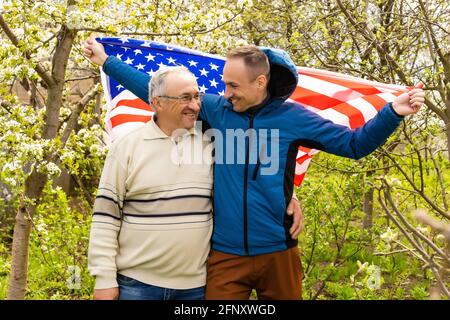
left=376, top=92, right=399, bottom=103
left=110, top=90, right=142, bottom=108
left=295, top=157, right=312, bottom=175
left=296, top=150, right=307, bottom=158
left=298, top=74, right=363, bottom=102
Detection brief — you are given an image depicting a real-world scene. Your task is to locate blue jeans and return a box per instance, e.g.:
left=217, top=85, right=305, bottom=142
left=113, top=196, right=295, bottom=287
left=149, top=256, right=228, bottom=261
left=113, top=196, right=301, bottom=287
left=117, top=274, right=205, bottom=300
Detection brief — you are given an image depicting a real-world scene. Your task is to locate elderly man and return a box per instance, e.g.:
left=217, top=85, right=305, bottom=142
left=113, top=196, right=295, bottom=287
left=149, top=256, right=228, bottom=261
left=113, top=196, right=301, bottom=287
left=85, top=37, right=425, bottom=300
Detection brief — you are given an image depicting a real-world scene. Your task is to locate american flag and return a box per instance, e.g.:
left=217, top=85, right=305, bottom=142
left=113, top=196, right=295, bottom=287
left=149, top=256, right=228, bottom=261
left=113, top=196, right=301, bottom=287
left=98, top=37, right=409, bottom=186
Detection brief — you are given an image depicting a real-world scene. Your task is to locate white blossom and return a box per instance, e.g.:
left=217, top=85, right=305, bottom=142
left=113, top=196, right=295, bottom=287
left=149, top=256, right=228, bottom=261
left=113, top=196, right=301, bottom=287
left=380, top=227, right=398, bottom=243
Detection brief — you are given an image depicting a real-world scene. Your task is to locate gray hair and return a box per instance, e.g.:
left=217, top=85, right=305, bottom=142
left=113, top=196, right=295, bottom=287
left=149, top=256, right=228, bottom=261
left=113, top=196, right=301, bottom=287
left=148, top=65, right=195, bottom=101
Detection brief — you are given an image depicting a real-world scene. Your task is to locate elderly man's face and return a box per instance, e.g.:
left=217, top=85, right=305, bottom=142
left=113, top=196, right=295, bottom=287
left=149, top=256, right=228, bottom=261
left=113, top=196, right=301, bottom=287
left=155, top=72, right=201, bottom=130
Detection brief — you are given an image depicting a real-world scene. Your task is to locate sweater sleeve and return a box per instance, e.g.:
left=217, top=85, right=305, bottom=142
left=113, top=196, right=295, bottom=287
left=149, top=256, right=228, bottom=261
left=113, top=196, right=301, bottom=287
left=292, top=103, right=404, bottom=159
left=87, top=144, right=127, bottom=289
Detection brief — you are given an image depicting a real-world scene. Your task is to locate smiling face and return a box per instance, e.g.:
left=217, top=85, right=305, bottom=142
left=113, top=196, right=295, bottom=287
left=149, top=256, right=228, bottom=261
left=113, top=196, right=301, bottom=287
left=223, top=46, right=270, bottom=112
left=152, top=71, right=201, bottom=130
left=222, top=58, right=265, bottom=112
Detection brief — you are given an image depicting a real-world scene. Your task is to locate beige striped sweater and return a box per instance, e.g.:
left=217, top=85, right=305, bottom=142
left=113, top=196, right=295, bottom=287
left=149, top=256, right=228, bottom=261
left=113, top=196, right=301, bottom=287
left=88, top=117, right=213, bottom=290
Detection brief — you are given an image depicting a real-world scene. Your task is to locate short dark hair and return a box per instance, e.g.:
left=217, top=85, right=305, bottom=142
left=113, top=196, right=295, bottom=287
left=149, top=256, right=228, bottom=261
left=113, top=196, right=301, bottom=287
left=226, top=45, right=270, bottom=80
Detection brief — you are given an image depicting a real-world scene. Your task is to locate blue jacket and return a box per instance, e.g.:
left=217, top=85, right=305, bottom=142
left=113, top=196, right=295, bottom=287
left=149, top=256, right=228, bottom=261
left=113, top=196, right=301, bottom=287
left=103, top=48, right=403, bottom=256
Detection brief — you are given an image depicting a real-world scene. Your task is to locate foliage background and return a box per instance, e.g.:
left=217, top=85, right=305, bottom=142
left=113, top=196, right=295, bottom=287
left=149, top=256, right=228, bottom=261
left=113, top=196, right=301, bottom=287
left=0, top=0, right=448, bottom=299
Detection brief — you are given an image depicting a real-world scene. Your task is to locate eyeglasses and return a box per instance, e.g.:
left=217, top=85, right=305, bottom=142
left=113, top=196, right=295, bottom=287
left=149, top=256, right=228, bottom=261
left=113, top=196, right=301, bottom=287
left=158, top=93, right=205, bottom=104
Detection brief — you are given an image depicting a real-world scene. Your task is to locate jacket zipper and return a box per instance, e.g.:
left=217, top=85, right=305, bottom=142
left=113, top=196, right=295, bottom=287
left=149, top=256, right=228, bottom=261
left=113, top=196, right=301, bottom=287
left=243, top=113, right=255, bottom=255
left=252, top=143, right=266, bottom=180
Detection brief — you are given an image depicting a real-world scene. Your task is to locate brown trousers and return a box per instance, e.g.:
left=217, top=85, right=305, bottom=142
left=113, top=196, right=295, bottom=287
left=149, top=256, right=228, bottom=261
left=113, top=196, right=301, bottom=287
left=205, top=246, right=303, bottom=300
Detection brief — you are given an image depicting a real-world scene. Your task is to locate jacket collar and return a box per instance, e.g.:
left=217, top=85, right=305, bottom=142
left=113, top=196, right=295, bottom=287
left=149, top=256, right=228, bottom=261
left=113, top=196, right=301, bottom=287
left=245, top=92, right=272, bottom=115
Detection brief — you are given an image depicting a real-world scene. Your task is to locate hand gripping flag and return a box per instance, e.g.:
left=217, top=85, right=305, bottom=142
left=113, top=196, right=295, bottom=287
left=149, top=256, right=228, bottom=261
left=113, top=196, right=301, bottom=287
left=97, top=37, right=410, bottom=186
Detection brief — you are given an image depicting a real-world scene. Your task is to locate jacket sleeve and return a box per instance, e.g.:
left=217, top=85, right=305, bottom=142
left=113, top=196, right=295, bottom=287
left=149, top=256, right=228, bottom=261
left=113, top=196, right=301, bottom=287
left=87, top=143, right=127, bottom=289
left=103, top=55, right=150, bottom=104
left=292, top=103, right=404, bottom=159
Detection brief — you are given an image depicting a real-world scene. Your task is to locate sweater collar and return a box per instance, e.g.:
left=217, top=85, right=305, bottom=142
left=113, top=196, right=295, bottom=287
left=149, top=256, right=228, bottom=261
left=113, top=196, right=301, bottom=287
left=143, top=116, right=198, bottom=140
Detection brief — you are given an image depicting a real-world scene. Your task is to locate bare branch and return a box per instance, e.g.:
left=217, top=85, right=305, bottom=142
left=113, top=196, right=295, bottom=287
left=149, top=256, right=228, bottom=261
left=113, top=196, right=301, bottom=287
left=335, top=0, right=410, bottom=84
left=383, top=182, right=449, bottom=263
left=424, top=99, right=447, bottom=122
left=381, top=148, right=450, bottom=219
left=66, top=75, right=100, bottom=82
left=377, top=187, right=431, bottom=263
left=414, top=210, right=450, bottom=245
left=429, top=151, right=449, bottom=212
left=418, top=0, right=450, bottom=81
left=374, top=248, right=414, bottom=256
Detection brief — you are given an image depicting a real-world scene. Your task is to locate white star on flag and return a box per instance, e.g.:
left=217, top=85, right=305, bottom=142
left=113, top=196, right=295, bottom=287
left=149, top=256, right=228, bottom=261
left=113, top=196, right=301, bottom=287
left=199, top=68, right=209, bottom=77
left=209, top=79, right=218, bottom=87
left=124, top=57, right=134, bottom=65
left=188, top=60, right=198, bottom=67
left=210, top=63, right=219, bottom=71
left=167, top=57, right=177, bottom=64
left=157, top=62, right=167, bottom=69
left=135, top=63, right=145, bottom=70
left=145, top=53, right=155, bottom=62
left=116, top=84, right=124, bottom=90
left=116, top=53, right=123, bottom=60
left=199, top=84, right=208, bottom=93
left=218, top=90, right=225, bottom=96
left=134, top=49, right=142, bottom=55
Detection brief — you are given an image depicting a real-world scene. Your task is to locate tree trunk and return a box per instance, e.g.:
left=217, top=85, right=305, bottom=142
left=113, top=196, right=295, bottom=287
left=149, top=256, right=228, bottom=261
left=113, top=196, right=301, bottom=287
left=363, top=186, right=374, bottom=232
left=446, top=121, right=450, bottom=162
left=6, top=171, right=46, bottom=300
left=362, top=169, right=375, bottom=233
left=4, top=20, right=76, bottom=299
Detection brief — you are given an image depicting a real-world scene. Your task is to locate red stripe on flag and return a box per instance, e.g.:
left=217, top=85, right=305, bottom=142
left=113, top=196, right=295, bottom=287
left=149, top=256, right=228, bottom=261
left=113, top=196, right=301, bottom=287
left=332, top=103, right=366, bottom=129
left=298, top=146, right=311, bottom=154
left=294, top=172, right=306, bottom=186
left=290, top=87, right=343, bottom=110
left=112, top=98, right=153, bottom=112
left=110, top=114, right=152, bottom=127
left=362, top=95, right=392, bottom=111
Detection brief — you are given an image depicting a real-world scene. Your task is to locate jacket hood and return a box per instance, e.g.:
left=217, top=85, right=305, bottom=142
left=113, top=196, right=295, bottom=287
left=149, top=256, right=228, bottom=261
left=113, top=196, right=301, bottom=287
left=259, top=47, right=298, bottom=101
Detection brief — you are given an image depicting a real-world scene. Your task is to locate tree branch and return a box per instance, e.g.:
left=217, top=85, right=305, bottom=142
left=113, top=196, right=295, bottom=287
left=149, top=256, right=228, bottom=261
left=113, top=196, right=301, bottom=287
left=383, top=181, right=449, bottom=263
left=418, top=0, right=450, bottom=81
left=335, top=0, right=410, bottom=84
left=122, top=7, right=245, bottom=37
left=381, top=148, right=450, bottom=219
left=377, top=187, right=431, bottom=263
left=0, top=14, right=55, bottom=87
left=59, top=83, right=100, bottom=147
